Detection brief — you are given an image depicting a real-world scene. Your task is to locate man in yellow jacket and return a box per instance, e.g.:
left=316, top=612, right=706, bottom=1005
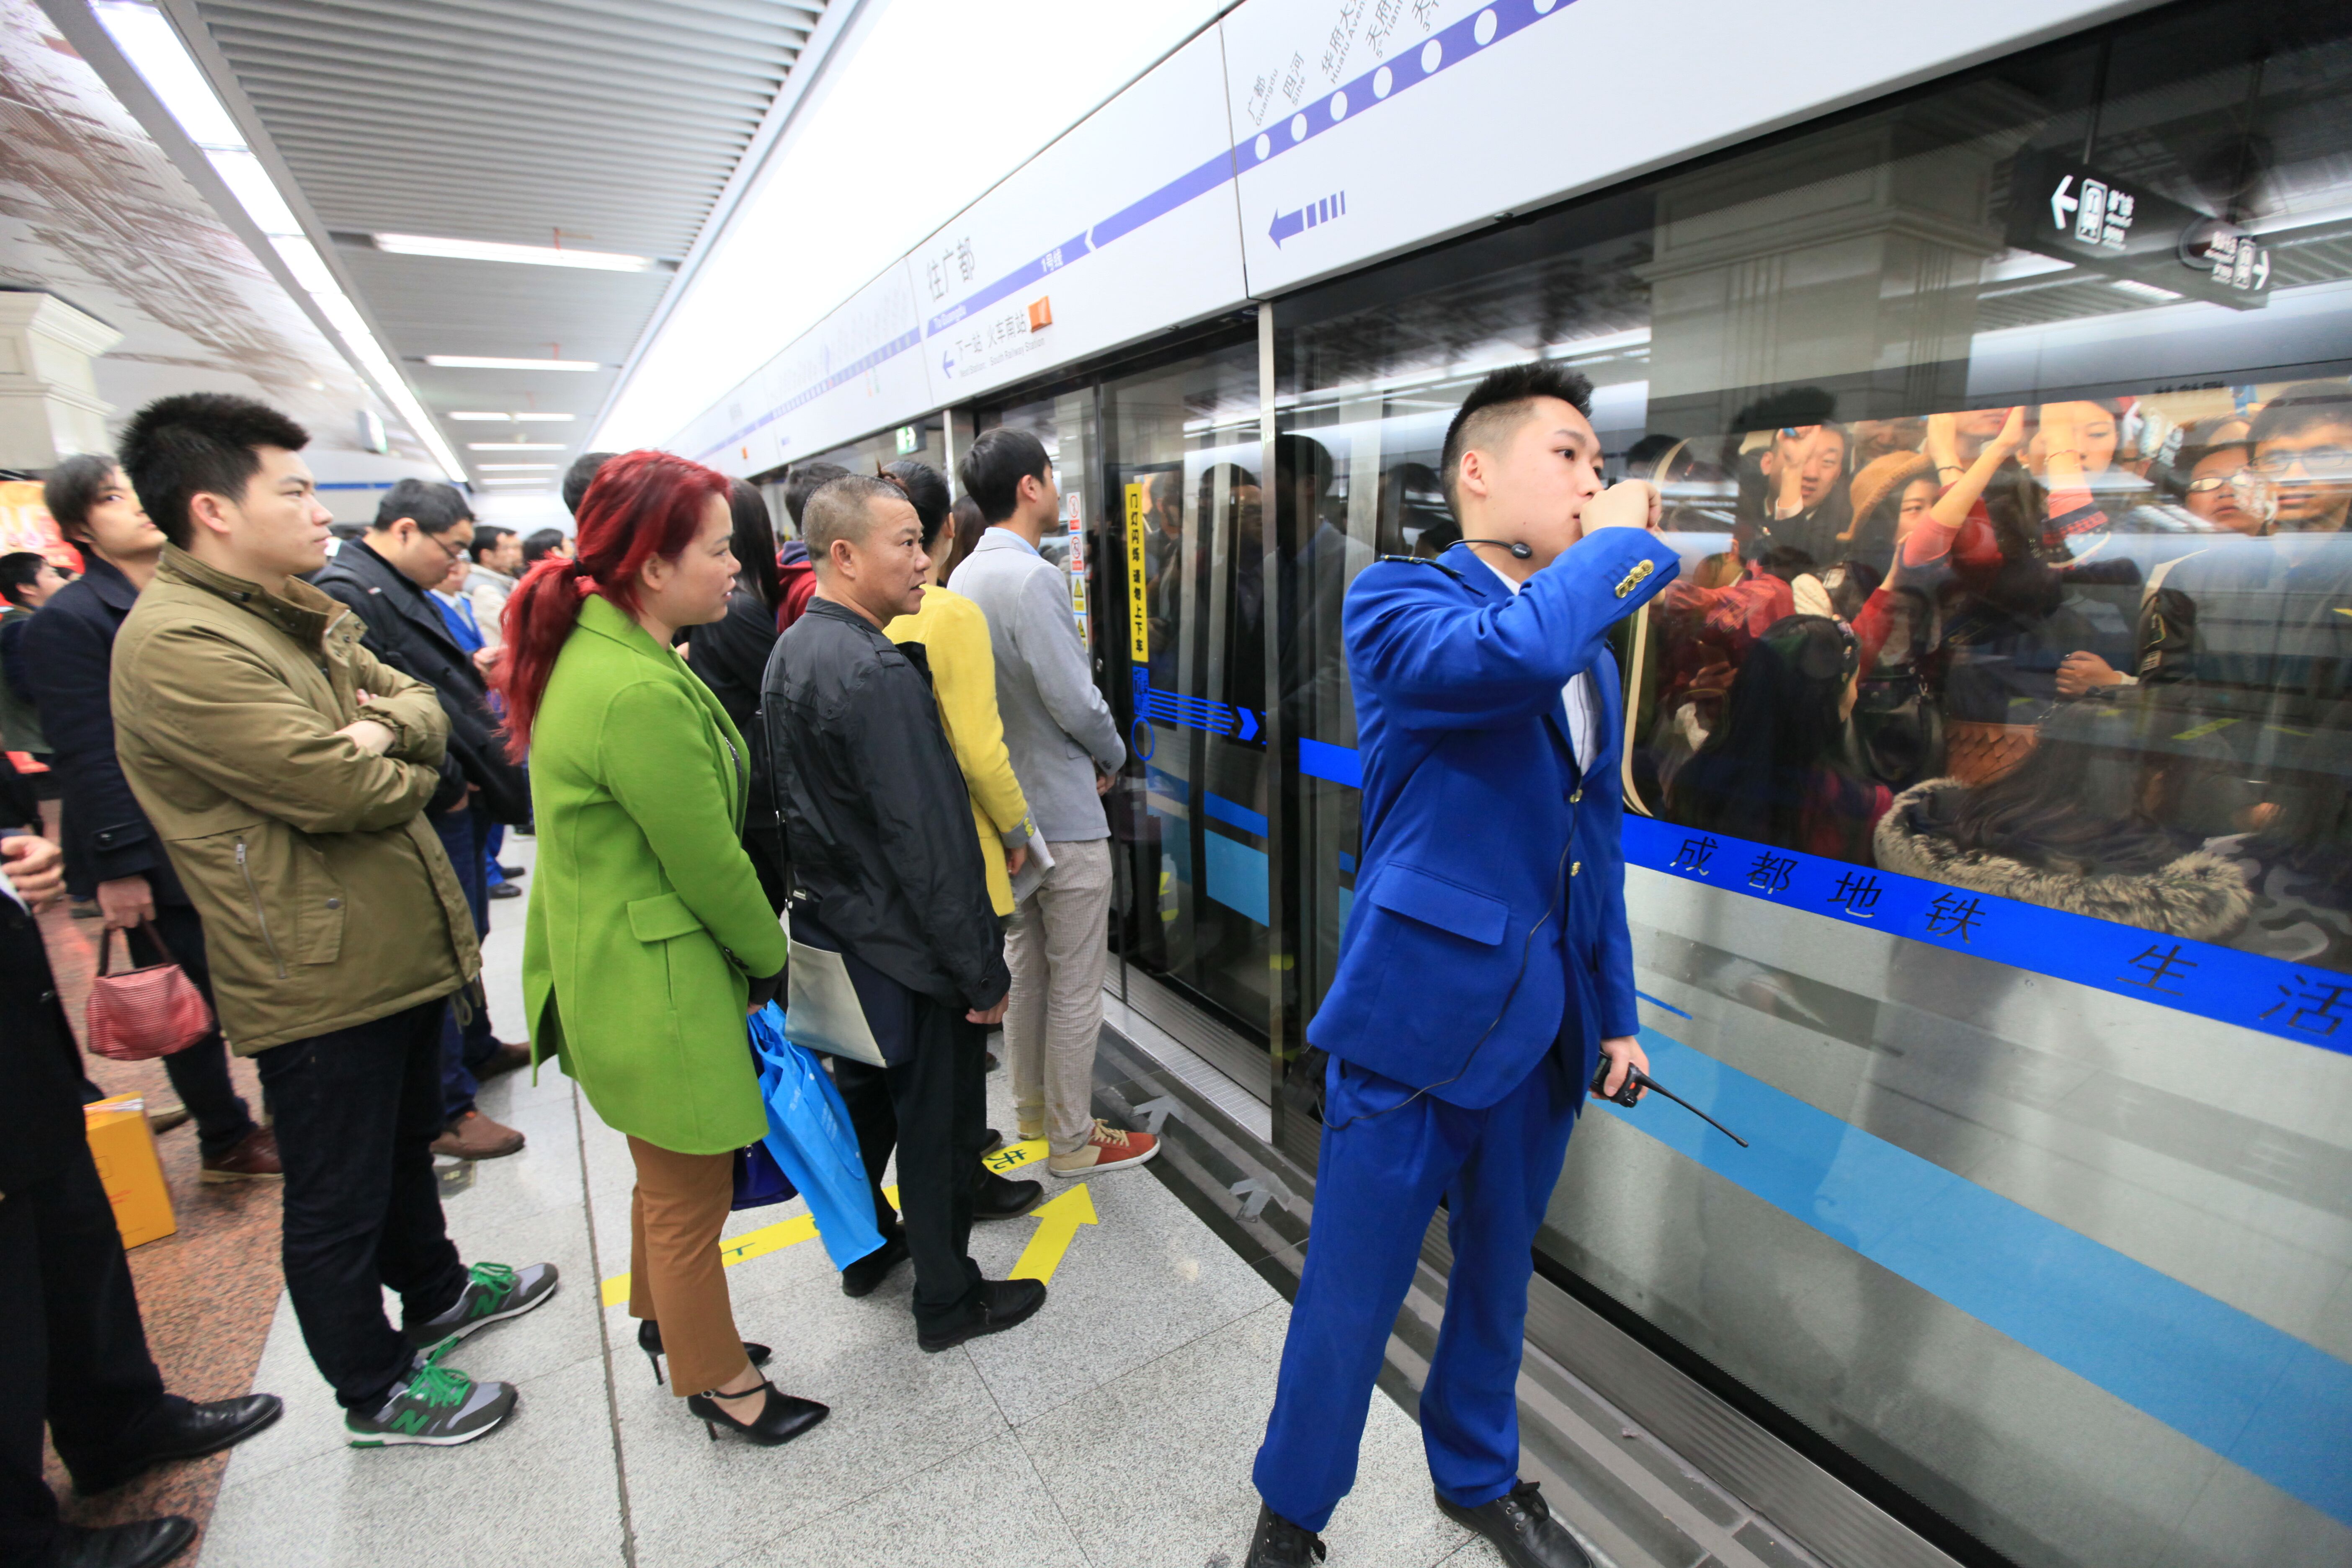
left=111, top=395, right=555, bottom=1452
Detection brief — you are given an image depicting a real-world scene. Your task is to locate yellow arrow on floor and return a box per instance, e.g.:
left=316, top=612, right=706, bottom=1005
left=1009, top=1182, right=1096, bottom=1284
left=599, top=1139, right=1047, bottom=1308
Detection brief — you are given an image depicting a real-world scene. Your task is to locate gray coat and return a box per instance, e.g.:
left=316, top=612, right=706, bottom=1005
left=951, top=528, right=1124, bottom=842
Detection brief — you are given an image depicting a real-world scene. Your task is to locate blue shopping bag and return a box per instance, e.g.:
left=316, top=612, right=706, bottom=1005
left=747, top=1002, right=886, bottom=1270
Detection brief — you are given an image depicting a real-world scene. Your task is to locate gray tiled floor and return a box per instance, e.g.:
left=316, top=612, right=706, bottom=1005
left=198, top=837, right=1476, bottom=1568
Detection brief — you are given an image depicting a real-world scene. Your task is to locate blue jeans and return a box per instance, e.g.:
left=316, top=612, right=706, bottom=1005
left=430, top=803, right=499, bottom=1123
left=483, top=822, right=506, bottom=888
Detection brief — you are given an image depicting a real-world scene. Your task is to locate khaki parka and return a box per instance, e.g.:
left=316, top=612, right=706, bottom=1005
left=111, top=546, right=480, bottom=1053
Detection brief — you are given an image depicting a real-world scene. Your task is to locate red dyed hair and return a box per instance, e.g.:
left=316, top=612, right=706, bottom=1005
left=493, top=449, right=730, bottom=757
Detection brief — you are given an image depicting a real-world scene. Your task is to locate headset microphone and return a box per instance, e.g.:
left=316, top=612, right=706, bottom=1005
left=1462, top=538, right=1533, bottom=560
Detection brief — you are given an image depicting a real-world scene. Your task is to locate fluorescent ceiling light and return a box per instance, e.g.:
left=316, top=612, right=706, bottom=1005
left=2110, top=278, right=2184, bottom=301
left=448, top=411, right=574, bottom=421
left=428, top=355, right=601, bottom=371
left=478, top=477, right=549, bottom=485
left=468, top=441, right=567, bottom=451
left=374, top=232, right=652, bottom=272
left=475, top=463, right=558, bottom=470
left=91, top=1, right=465, bottom=484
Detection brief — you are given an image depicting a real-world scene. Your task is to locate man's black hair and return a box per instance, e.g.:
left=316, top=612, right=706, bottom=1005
left=562, top=452, right=616, bottom=516
left=117, top=392, right=309, bottom=549
left=884, top=459, right=952, bottom=546
left=41, top=452, right=118, bottom=544
left=1438, top=363, right=1595, bottom=517
left=371, top=477, right=473, bottom=535
left=467, top=526, right=516, bottom=564
left=781, top=462, right=851, bottom=530
left=0, top=552, right=50, bottom=608
left=521, top=527, right=569, bottom=566
left=2251, top=381, right=2352, bottom=449
left=957, top=428, right=1051, bottom=526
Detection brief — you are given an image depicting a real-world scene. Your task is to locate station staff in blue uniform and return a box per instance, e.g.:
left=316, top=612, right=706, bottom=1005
left=1245, top=364, right=1679, bottom=1568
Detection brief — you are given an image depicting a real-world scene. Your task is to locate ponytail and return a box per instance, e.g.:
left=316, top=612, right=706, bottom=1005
left=493, top=558, right=588, bottom=758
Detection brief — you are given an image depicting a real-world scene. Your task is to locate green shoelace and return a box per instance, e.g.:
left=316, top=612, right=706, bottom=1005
left=463, top=1261, right=517, bottom=1318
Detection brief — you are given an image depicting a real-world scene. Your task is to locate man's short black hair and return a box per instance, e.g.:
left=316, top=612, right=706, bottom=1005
left=781, top=462, right=851, bottom=530
left=521, top=527, right=569, bottom=565
left=957, top=428, right=1051, bottom=525
left=371, top=477, right=473, bottom=535
left=0, top=552, right=51, bottom=608
left=118, top=392, right=310, bottom=549
left=2251, top=382, right=2352, bottom=449
left=41, top=452, right=118, bottom=544
left=562, top=452, right=616, bottom=516
left=1439, top=364, right=1595, bottom=517
left=467, top=526, right=516, bottom=563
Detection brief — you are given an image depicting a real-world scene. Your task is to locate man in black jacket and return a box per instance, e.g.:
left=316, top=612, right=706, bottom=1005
left=23, top=455, right=277, bottom=1181
left=1, top=769, right=282, bottom=1568
left=312, top=480, right=530, bottom=1160
left=763, top=475, right=1047, bottom=1352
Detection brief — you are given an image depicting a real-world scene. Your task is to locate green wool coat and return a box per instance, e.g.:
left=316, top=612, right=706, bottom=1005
left=522, top=593, right=790, bottom=1154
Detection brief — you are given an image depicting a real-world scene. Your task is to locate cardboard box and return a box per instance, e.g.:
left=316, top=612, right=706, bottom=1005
left=85, top=1095, right=176, bottom=1248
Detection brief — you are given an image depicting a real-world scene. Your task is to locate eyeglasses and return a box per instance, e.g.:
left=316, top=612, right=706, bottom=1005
left=2251, top=446, right=2352, bottom=477
left=419, top=529, right=467, bottom=562
left=2183, top=471, right=2244, bottom=494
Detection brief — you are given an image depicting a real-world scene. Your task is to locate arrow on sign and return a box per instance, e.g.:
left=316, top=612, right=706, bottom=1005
left=1231, top=1177, right=1273, bottom=1222
left=1236, top=707, right=1261, bottom=743
left=2050, top=175, right=2078, bottom=231
left=1011, top=1183, right=1098, bottom=1284
left=1132, top=1095, right=1182, bottom=1135
left=1269, top=207, right=1305, bottom=247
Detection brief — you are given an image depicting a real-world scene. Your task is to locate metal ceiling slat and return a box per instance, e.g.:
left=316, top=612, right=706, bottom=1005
left=207, top=0, right=811, bottom=59
left=230, top=72, right=766, bottom=146
left=245, top=97, right=754, bottom=167
left=207, top=28, right=789, bottom=111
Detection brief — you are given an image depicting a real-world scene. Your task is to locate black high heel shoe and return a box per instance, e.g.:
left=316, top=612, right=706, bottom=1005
left=683, top=1380, right=828, bottom=1446
left=636, top=1320, right=772, bottom=1385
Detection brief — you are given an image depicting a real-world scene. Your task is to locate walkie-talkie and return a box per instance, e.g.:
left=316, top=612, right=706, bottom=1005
left=1589, top=1062, right=1751, bottom=1148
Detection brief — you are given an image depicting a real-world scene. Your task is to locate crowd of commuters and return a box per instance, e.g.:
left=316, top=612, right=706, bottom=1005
left=1627, top=381, right=2352, bottom=968
left=0, top=385, right=1173, bottom=1563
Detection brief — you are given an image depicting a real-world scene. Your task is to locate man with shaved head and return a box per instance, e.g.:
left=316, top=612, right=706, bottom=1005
left=759, top=477, right=1046, bottom=1353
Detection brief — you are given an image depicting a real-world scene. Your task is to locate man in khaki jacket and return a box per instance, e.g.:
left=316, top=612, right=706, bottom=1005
left=111, top=394, right=555, bottom=1451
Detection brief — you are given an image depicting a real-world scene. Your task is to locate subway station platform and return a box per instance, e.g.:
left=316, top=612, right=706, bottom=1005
left=43, top=832, right=1836, bottom=1568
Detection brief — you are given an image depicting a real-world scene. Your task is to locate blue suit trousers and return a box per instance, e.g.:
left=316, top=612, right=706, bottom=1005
left=1254, top=1044, right=1583, bottom=1532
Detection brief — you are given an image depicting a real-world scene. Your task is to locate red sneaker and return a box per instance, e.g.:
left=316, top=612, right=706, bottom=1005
left=1047, top=1120, right=1159, bottom=1178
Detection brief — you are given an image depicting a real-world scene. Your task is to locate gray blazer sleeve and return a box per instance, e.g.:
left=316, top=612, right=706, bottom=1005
left=1015, top=565, right=1125, bottom=772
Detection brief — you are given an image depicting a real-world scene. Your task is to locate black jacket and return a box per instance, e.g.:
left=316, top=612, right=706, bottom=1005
left=313, top=539, right=530, bottom=823
left=686, top=588, right=776, bottom=738
left=763, top=598, right=1007, bottom=1010
left=2, top=758, right=85, bottom=1198
left=21, top=559, right=188, bottom=903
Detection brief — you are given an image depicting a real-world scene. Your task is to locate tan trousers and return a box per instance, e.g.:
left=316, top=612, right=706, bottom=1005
left=1004, top=838, right=1113, bottom=1155
left=625, top=1137, right=749, bottom=1398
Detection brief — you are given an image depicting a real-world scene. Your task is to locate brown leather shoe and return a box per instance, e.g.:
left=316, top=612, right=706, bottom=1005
left=431, top=1110, right=526, bottom=1160
left=200, top=1125, right=283, bottom=1184
left=475, top=1042, right=533, bottom=1081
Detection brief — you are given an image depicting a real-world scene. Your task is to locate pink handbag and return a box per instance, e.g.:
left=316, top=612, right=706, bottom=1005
left=85, top=922, right=214, bottom=1062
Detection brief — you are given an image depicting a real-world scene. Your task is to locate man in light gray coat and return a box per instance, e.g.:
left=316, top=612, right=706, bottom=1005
left=953, top=428, right=1158, bottom=1178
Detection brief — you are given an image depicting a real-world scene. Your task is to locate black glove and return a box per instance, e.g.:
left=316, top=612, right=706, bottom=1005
left=745, top=964, right=786, bottom=1013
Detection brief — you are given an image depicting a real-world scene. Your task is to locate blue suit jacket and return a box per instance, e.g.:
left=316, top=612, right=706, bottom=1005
left=1307, top=531, right=1680, bottom=1108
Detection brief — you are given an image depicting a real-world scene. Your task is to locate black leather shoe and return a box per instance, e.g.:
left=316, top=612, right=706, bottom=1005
left=972, top=1170, right=1044, bottom=1221
left=498, top=864, right=524, bottom=878
left=1242, top=1502, right=1326, bottom=1566
left=917, top=1277, right=1047, bottom=1353
left=73, top=1395, right=283, bottom=1494
left=488, top=881, right=522, bottom=900
left=683, top=1380, right=828, bottom=1447
left=1435, top=1480, right=1591, bottom=1568
left=41, top=1517, right=196, bottom=1568
left=634, top=1319, right=771, bottom=1386
left=841, top=1230, right=910, bottom=1298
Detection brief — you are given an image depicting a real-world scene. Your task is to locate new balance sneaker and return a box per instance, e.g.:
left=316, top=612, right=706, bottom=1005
left=346, top=1351, right=515, bottom=1449
left=1047, top=1119, right=1160, bottom=1178
left=405, top=1261, right=559, bottom=1349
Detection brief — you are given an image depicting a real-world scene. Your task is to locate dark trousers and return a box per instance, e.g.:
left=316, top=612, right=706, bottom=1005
left=431, top=804, right=499, bottom=1124
left=833, top=987, right=987, bottom=1331
left=1254, top=1044, right=1585, bottom=1532
left=145, top=900, right=257, bottom=1160
left=0, top=1130, right=170, bottom=1562
left=255, top=998, right=468, bottom=1411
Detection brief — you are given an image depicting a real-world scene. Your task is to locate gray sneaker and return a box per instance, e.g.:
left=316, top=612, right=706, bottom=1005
left=346, top=1351, right=515, bottom=1448
left=406, top=1261, right=559, bottom=1350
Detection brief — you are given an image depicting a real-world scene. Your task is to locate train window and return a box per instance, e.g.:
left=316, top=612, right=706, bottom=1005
left=1272, top=3, right=2352, bottom=1564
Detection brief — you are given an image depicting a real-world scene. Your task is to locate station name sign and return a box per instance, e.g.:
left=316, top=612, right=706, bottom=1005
left=2007, top=152, right=2271, bottom=309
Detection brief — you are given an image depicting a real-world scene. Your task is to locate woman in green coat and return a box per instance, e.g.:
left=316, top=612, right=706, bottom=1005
left=498, top=450, right=823, bottom=1448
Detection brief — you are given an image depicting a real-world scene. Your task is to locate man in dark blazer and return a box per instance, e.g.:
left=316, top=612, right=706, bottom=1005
left=1244, top=365, right=1678, bottom=1568
left=314, top=479, right=532, bottom=1160
left=0, top=763, right=281, bottom=1568
left=23, top=456, right=276, bottom=1181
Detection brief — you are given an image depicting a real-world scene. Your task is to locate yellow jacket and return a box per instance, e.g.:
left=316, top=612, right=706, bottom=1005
left=886, top=585, right=1037, bottom=915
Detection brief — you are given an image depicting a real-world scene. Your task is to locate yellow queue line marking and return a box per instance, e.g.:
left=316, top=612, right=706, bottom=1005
left=600, top=1138, right=1052, bottom=1308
